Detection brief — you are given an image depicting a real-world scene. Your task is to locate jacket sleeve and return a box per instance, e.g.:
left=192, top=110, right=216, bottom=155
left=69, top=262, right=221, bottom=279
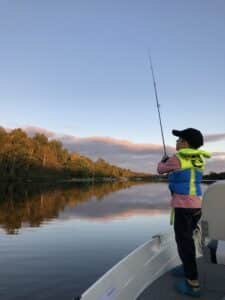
left=157, top=155, right=180, bottom=174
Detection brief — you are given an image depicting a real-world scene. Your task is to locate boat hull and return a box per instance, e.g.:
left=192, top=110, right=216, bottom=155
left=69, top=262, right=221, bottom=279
left=77, top=231, right=180, bottom=300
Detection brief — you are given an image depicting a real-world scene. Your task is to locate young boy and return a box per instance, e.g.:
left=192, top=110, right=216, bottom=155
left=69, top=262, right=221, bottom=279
left=157, top=128, right=211, bottom=297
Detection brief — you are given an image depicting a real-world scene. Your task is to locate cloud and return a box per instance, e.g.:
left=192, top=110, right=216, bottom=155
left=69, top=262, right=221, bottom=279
left=205, top=156, right=225, bottom=173
left=57, top=133, right=177, bottom=174
left=23, top=126, right=172, bottom=173
left=8, top=126, right=225, bottom=173
left=211, top=152, right=225, bottom=157
left=22, top=126, right=57, bottom=139
left=204, top=133, right=225, bottom=142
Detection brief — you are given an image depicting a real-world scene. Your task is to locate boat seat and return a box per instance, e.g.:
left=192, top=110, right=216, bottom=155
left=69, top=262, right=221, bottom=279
left=201, top=181, right=225, bottom=265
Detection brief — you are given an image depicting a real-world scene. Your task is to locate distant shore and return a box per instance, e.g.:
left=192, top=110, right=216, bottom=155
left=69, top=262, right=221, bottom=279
left=0, top=176, right=220, bottom=185
left=0, top=176, right=165, bottom=184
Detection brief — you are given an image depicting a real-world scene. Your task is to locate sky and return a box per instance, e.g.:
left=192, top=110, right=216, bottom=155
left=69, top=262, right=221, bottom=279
left=1, top=0, right=225, bottom=172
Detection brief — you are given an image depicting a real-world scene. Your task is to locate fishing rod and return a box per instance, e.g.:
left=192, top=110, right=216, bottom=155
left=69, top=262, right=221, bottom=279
left=148, top=54, right=167, bottom=156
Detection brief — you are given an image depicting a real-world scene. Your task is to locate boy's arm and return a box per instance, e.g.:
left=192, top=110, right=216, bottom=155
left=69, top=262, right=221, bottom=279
left=157, top=155, right=180, bottom=174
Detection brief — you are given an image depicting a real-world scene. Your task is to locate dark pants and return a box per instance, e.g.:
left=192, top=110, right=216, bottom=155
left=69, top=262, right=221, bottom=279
left=174, top=208, right=201, bottom=280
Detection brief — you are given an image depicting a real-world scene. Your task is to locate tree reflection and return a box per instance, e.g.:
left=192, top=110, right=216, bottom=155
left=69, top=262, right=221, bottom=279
left=0, top=181, right=144, bottom=234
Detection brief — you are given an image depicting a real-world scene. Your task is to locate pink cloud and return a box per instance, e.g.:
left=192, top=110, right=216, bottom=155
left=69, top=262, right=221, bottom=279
left=7, top=126, right=225, bottom=173
left=204, top=133, right=225, bottom=142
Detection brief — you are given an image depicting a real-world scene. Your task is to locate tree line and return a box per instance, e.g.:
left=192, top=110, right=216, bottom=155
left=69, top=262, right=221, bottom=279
left=0, top=127, right=148, bottom=181
left=203, top=172, right=225, bottom=180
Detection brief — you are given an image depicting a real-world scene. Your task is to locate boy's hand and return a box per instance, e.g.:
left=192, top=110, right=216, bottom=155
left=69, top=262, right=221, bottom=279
left=161, top=155, right=169, bottom=163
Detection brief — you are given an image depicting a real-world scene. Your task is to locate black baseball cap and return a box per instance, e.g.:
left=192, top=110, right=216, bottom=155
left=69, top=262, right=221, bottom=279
left=172, top=128, right=204, bottom=149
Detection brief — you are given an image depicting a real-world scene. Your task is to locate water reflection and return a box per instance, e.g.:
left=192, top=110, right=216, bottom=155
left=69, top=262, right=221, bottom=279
left=0, top=182, right=170, bottom=234
left=0, top=182, right=209, bottom=300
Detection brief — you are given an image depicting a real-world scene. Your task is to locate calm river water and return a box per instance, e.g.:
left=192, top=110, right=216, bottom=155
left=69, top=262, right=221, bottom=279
left=0, top=182, right=205, bottom=300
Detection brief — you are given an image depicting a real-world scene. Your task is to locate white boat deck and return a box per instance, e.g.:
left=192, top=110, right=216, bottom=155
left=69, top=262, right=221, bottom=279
left=138, top=257, right=225, bottom=300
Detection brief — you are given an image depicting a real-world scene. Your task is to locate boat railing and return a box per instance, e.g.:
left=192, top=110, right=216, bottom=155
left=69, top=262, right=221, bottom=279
left=75, top=230, right=180, bottom=300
